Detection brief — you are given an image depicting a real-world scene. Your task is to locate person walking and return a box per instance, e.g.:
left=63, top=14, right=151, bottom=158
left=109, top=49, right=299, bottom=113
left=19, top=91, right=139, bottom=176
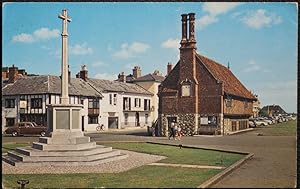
left=169, top=122, right=175, bottom=140
left=177, top=126, right=182, bottom=140
left=173, top=123, right=178, bottom=140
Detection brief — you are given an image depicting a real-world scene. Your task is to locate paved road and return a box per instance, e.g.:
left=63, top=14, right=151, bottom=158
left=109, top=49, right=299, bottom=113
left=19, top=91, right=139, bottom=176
left=2, top=126, right=297, bottom=188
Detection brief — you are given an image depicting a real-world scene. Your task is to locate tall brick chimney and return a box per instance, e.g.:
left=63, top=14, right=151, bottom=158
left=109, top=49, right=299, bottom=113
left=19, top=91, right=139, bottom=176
left=133, top=66, right=141, bottom=79
left=118, top=72, right=126, bottom=83
left=79, top=65, right=88, bottom=81
left=167, top=62, right=173, bottom=75
left=8, top=64, right=18, bottom=83
left=178, top=13, right=198, bottom=117
left=179, top=13, right=197, bottom=83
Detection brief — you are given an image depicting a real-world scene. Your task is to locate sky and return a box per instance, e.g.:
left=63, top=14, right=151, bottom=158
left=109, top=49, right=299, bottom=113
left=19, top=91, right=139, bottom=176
left=2, top=2, right=298, bottom=113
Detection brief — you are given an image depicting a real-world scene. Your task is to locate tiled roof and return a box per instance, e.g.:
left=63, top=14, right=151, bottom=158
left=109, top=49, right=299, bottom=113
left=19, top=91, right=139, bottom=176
left=159, top=61, right=180, bottom=92
left=2, top=75, right=103, bottom=97
left=134, top=73, right=165, bottom=82
left=196, top=53, right=256, bottom=100
left=261, top=105, right=286, bottom=114
left=160, top=54, right=256, bottom=100
left=87, top=78, right=153, bottom=95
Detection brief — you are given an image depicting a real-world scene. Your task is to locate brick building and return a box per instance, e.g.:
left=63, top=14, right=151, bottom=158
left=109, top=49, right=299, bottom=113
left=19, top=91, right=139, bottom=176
left=261, top=105, right=286, bottom=117
left=158, top=13, right=257, bottom=136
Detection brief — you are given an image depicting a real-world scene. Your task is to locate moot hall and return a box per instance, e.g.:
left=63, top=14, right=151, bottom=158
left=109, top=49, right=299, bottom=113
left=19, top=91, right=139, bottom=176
left=158, top=13, right=257, bottom=136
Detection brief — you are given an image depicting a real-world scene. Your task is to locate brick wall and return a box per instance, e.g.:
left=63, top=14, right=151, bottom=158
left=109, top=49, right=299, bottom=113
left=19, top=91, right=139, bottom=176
left=224, top=98, right=253, bottom=115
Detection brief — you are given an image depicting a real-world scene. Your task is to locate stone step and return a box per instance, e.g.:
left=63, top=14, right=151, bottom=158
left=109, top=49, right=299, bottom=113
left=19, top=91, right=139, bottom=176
left=2, top=154, right=21, bottom=166
left=4, top=153, right=128, bottom=167
left=39, top=136, right=90, bottom=145
left=32, top=141, right=96, bottom=151
left=16, top=145, right=111, bottom=157
left=8, top=149, right=121, bottom=162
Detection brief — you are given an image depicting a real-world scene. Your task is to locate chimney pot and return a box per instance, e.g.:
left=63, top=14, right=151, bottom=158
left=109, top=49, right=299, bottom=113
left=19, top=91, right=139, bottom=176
left=181, top=14, right=188, bottom=45
left=118, top=72, right=126, bottom=83
left=133, top=66, right=141, bottom=79
left=79, top=65, right=88, bottom=81
left=8, top=65, right=18, bottom=83
left=188, top=13, right=196, bottom=43
left=167, top=62, right=173, bottom=75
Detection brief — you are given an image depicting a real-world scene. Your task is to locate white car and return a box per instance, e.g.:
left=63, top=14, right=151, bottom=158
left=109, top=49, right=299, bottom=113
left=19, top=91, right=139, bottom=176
left=254, top=119, right=268, bottom=126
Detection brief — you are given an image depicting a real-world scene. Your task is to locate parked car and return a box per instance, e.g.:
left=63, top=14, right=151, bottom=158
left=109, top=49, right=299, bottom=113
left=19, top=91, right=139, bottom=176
left=260, top=117, right=273, bottom=125
left=254, top=119, right=268, bottom=126
left=4, top=122, right=47, bottom=137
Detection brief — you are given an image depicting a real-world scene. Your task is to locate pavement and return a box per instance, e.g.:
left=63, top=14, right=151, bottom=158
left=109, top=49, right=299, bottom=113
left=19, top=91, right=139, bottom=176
left=2, top=126, right=297, bottom=188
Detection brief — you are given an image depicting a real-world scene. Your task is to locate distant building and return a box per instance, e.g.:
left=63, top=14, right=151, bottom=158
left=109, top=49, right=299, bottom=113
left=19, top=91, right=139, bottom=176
left=252, top=94, right=260, bottom=118
left=158, top=13, right=257, bottom=136
left=261, top=105, right=287, bottom=117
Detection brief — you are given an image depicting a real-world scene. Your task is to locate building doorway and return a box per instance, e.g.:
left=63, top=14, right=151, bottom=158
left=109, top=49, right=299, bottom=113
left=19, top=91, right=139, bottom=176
left=135, top=112, right=140, bottom=127
left=108, top=117, right=118, bottom=129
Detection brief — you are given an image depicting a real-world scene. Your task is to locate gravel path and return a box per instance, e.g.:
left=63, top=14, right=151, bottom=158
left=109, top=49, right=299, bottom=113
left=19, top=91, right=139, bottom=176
left=2, top=150, right=166, bottom=174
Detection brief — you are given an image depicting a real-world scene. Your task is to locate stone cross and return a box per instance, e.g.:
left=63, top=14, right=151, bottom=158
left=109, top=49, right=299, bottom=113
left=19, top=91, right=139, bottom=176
left=58, top=9, right=71, bottom=105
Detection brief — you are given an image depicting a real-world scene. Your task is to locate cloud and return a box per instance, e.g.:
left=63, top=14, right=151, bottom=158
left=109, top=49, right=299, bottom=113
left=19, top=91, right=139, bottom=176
left=202, top=2, right=241, bottom=16
left=197, top=2, right=241, bottom=30
left=12, top=33, right=34, bottom=43
left=33, top=28, right=60, bottom=40
left=70, top=43, right=93, bottom=55
left=94, top=73, right=117, bottom=81
left=12, top=27, right=59, bottom=43
left=240, top=9, right=282, bottom=29
left=197, top=15, right=219, bottom=30
left=113, top=42, right=150, bottom=59
left=161, top=38, right=180, bottom=49
left=242, top=60, right=261, bottom=72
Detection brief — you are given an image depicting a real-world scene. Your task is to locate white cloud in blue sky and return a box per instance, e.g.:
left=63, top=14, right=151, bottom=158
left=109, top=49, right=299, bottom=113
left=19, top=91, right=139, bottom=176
left=239, top=9, right=282, bottom=29
left=161, top=38, right=180, bottom=49
left=197, top=2, right=241, bottom=30
left=113, top=42, right=150, bottom=59
left=12, top=27, right=59, bottom=43
left=69, top=43, right=93, bottom=55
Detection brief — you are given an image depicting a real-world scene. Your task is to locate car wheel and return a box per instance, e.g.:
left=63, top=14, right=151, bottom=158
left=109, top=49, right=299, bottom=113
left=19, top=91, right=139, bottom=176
left=12, top=131, right=18, bottom=137
left=40, top=131, right=46, bottom=137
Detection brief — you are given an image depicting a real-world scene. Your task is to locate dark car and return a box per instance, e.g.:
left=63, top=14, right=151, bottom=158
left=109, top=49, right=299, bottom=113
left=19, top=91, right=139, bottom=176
left=4, top=122, right=47, bottom=137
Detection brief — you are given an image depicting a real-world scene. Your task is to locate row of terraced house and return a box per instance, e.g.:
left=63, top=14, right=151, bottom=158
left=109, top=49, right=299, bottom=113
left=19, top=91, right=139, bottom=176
left=2, top=65, right=164, bottom=133
left=2, top=13, right=259, bottom=135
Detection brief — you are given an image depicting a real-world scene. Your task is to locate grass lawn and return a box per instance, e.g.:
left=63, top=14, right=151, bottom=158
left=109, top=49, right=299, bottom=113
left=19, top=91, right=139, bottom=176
left=3, top=142, right=245, bottom=188
left=262, top=120, right=296, bottom=136
left=2, top=143, right=31, bottom=153
left=101, top=142, right=244, bottom=166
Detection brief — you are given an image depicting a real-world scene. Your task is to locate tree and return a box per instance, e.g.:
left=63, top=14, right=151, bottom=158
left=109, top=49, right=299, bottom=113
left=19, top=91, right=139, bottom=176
left=259, top=109, right=269, bottom=117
